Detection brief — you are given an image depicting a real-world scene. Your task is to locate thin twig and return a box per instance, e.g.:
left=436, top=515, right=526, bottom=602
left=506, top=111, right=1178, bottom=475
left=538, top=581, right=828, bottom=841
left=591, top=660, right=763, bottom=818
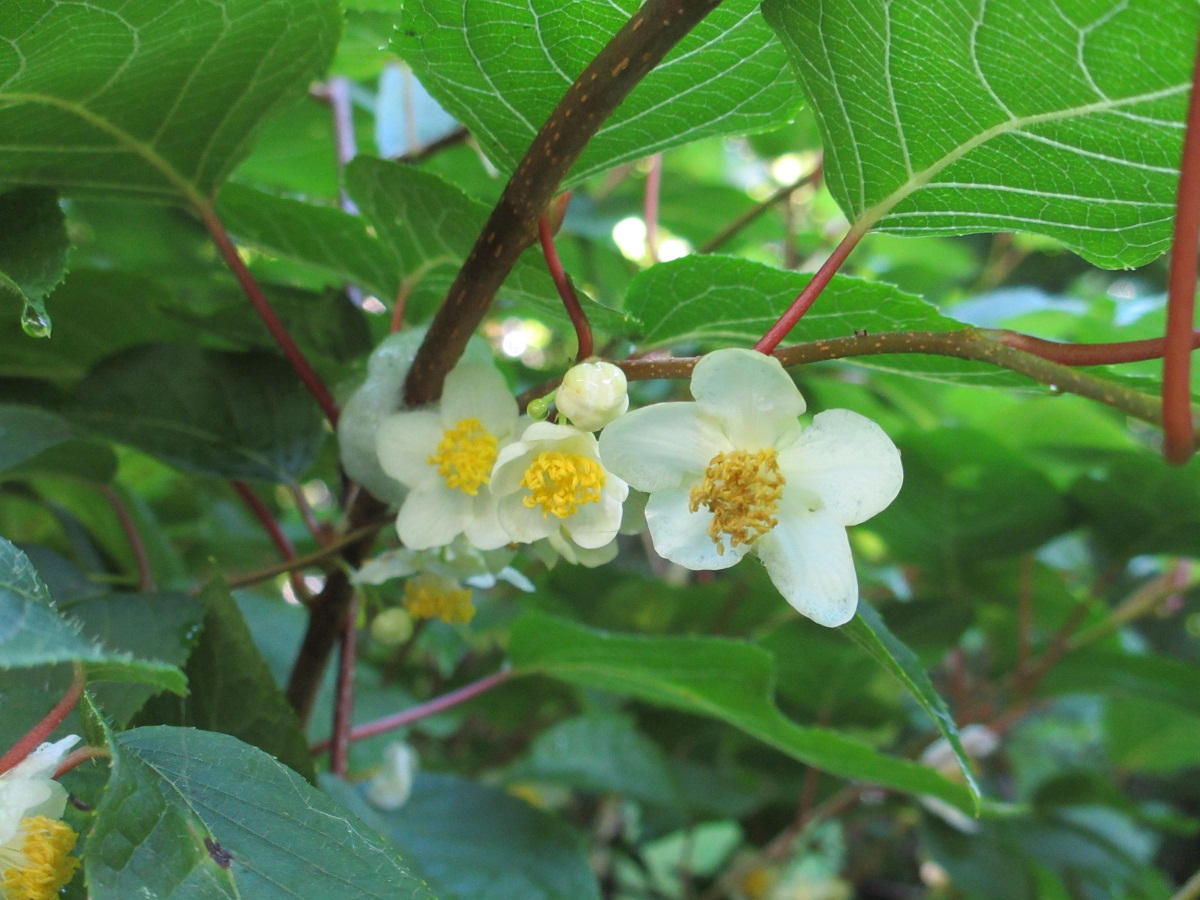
left=996, top=328, right=1200, bottom=365
left=288, top=482, right=330, bottom=547
left=330, top=590, right=359, bottom=775
left=1171, top=867, right=1200, bottom=900
left=0, top=664, right=85, bottom=776
left=221, top=518, right=391, bottom=590
left=54, top=745, right=111, bottom=779
left=99, top=485, right=155, bottom=592
left=402, top=0, right=726, bottom=407
left=644, top=153, right=663, bottom=263
left=390, top=125, right=470, bottom=164
left=699, top=158, right=823, bottom=254
left=1163, top=26, right=1200, bottom=463
left=232, top=480, right=310, bottom=602
left=539, top=213, right=594, bottom=359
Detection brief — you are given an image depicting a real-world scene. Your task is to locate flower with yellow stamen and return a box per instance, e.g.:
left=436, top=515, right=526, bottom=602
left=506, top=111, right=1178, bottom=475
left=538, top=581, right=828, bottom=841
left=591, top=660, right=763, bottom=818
left=0, top=736, right=81, bottom=900
left=402, top=573, right=476, bottom=624
left=376, top=359, right=519, bottom=551
left=600, top=348, right=902, bottom=627
left=491, top=422, right=627, bottom=558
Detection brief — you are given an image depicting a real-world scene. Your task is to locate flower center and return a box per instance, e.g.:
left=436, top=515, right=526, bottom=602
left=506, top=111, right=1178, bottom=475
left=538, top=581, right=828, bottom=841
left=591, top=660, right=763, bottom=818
left=689, top=449, right=785, bottom=553
left=0, top=816, right=80, bottom=900
left=520, top=451, right=606, bottom=519
left=402, top=574, right=475, bottom=624
left=428, top=417, right=498, bottom=495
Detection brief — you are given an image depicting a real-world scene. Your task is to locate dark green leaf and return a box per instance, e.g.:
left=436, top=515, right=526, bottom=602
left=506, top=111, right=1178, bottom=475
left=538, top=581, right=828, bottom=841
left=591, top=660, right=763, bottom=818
left=0, top=0, right=341, bottom=202
left=762, top=0, right=1194, bottom=267
left=0, top=404, right=74, bottom=473
left=0, top=187, right=69, bottom=336
left=325, top=773, right=600, bottom=900
left=397, top=0, right=801, bottom=186
left=86, top=727, right=433, bottom=899
left=1040, top=647, right=1200, bottom=719
left=509, top=610, right=975, bottom=810
left=70, top=344, right=324, bottom=482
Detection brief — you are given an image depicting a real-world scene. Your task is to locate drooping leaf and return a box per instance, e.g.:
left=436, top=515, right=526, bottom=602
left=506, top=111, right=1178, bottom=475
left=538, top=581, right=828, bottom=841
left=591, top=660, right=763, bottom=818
left=397, top=0, right=801, bottom=186
left=325, top=773, right=600, bottom=900
left=0, top=0, right=342, bottom=203
left=137, top=582, right=315, bottom=781
left=762, top=0, right=1195, bottom=267
left=70, top=344, right=325, bottom=482
left=509, top=610, right=976, bottom=811
left=86, top=727, right=433, bottom=899
left=0, top=187, right=70, bottom=336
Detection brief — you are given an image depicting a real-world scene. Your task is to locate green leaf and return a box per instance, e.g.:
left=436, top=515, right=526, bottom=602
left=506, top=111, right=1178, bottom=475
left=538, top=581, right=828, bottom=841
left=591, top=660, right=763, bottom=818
left=0, top=404, right=74, bottom=473
left=0, top=0, right=341, bottom=203
left=624, top=256, right=1025, bottom=386
left=70, top=344, right=325, bottom=482
left=0, top=187, right=69, bottom=336
left=0, top=537, right=185, bottom=695
left=137, top=582, right=315, bottom=781
left=509, top=610, right=976, bottom=811
left=397, top=0, right=801, bottom=187
left=325, top=773, right=601, bottom=900
left=1040, top=647, right=1200, bottom=720
left=86, top=727, right=433, bottom=899
left=843, top=603, right=979, bottom=809
left=761, top=0, right=1195, bottom=268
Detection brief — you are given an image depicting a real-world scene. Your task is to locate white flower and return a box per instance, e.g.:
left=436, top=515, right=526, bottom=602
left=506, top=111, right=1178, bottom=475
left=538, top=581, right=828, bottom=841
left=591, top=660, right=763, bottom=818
left=376, top=358, right=519, bottom=551
left=0, top=735, right=81, bottom=899
left=555, top=361, right=629, bottom=431
left=919, top=725, right=998, bottom=832
left=491, top=422, right=628, bottom=556
left=599, top=348, right=902, bottom=627
left=366, top=742, right=419, bottom=811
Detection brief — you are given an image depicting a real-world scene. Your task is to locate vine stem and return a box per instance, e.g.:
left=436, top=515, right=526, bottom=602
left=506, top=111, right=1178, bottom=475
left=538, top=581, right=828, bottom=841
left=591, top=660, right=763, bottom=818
left=645, top=153, right=663, bottom=263
left=700, top=156, right=823, bottom=254
left=231, top=480, right=309, bottom=602
left=311, top=669, right=513, bottom=754
left=198, top=203, right=340, bottom=426
left=1163, top=25, right=1200, bottom=463
left=219, top=518, right=392, bottom=591
left=0, top=664, right=85, bottom=776
left=538, top=212, right=594, bottom=359
left=55, top=746, right=111, bottom=779
left=99, top=485, right=154, bottom=592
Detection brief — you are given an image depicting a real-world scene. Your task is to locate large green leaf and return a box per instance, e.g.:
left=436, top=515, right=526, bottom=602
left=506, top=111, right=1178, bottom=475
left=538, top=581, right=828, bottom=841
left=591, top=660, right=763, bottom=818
left=0, top=187, right=69, bottom=336
left=325, top=773, right=601, bottom=900
left=0, top=0, right=341, bottom=203
left=509, top=610, right=976, bottom=811
left=0, top=404, right=74, bottom=473
left=1040, top=647, right=1200, bottom=719
left=137, top=582, right=315, bottom=781
left=70, top=344, right=325, bottom=482
left=762, top=0, right=1195, bottom=268
left=0, top=537, right=185, bottom=695
left=86, top=727, right=433, bottom=899
left=397, top=0, right=801, bottom=186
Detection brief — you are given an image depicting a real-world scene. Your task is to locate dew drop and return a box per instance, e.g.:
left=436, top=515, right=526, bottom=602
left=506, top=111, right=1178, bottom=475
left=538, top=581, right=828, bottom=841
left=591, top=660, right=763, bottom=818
left=20, top=303, right=51, bottom=338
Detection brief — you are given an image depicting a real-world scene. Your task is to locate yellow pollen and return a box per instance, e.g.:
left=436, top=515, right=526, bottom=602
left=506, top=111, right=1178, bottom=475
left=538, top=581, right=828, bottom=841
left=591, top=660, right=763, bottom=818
left=0, top=816, right=80, bottom=900
left=428, top=417, right=498, bottom=495
left=689, top=448, right=785, bottom=553
left=520, top=451, right=606, bottom=519
left=402, top=575, right=475, bottom=624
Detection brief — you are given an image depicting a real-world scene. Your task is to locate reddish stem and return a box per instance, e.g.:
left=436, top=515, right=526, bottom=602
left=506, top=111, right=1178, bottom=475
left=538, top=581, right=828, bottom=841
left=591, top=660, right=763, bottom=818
left=232, top=480, right=310, bottom=602
left=1164, top=27, right=1200, bottom=464
left=198, top=204, right=340, bottom=426
left=54, top=746, right=111, bottom=779
left=993, top=329, right=1200, bottom=365
left=754, top=222, right=868, bottom=355
left=99, top=485, right=155, bottom=592
left=330, top=590, right=359, bottom=775
left=311, top=669, right=513, bottom=754
left=0, top=664, right=85, bottom=776
left=645, top=153, right=663, bottom=263
left=538, top=213, right=594, bottom=360
left=391, top=279, right=413, bottom=333
left=288, top=482, right=330, bottom=547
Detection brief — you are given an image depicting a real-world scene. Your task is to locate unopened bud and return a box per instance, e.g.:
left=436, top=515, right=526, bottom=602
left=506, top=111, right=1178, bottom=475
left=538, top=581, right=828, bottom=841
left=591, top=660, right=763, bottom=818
left=369, top=607, right=414, bottom=646
left=366, top=742, right=419, bottom=810
left=556, top=361, right=628, bottom=431
left=527, top=393, right=555, bottom=421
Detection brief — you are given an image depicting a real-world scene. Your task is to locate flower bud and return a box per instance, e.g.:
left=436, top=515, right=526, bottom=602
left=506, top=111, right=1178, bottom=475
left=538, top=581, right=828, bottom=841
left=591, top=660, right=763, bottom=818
left=366, top=742, right=419, bottom=811
left=369, top=607, right=414, bottom=646
left=555, top=361, right=628, bottom=431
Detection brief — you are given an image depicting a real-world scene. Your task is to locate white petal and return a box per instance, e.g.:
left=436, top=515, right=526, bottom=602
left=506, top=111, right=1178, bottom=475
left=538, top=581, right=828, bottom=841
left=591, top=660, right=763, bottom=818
left=549, top=530, right=619, bottom=567
left=691, top=348, right=805, bottom=446
left=397, top=484, right=472, bottom=549
left=599, top=403, right=728, bottom=492
left=754, top=508, right=858, bottom=626
left=463, top=495, right=510, bottom=551
left=497, top=492, right=556, bottom=543
left=778, top=409, right=903, bottom=525
left=377, top=411, right=444, bottom=488
left=563, top=480, right=627, bottom=549
left=645, top=489, right=748, bottom=570
left=490, top=442, right=534, bottom=498
left=520, top=420, right=596, bottom=452
left=441, top=361, right=519, bottom=437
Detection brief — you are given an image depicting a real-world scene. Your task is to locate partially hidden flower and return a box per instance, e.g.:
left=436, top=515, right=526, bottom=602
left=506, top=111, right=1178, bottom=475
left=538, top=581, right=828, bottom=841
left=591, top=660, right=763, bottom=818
left=555, top=361, right=629, bottom=432
left=366, top=742, right=419, bottom=811
left=918, top=724, right=999, bottom=833
left=491, top=422, right=628, bottom=560
left=402, top=572, right=476, bottom=624
left=376, top=358, right=519, bottom=551
left=599, top=348, right=902, bottom=627
left=0, top=735, right=81, bottom=900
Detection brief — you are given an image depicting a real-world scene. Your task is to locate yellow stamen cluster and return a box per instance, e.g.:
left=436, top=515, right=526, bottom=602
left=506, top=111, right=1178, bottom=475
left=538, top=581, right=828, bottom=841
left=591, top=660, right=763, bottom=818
left=428, top=417, right=498, bottom=495
left=402, top=575, right=475, bottom=624
left=520, top=452, right=606, bottom=519
left=0, top=816, right=80, bottom=900
left=689, top=449, right=785, bottom=553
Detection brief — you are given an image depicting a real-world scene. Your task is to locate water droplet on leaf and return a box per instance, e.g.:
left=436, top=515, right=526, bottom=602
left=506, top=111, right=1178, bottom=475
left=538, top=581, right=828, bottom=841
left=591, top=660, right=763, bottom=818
left=20, top=303, right=51, bottom=338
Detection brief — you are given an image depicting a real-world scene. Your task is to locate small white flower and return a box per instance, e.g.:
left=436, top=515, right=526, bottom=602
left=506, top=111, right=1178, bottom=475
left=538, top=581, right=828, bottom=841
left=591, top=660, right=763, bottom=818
left=376, top=358, right=519, bottom=551
left=919, top=725, right=999, bottom=832
left=555, top=361, right=629, bottom=432
left=366, top=742, right=419, bottom=811
left=491, top=422, right=628, bottom=556
left=599, top=348, right=902, bottom=627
